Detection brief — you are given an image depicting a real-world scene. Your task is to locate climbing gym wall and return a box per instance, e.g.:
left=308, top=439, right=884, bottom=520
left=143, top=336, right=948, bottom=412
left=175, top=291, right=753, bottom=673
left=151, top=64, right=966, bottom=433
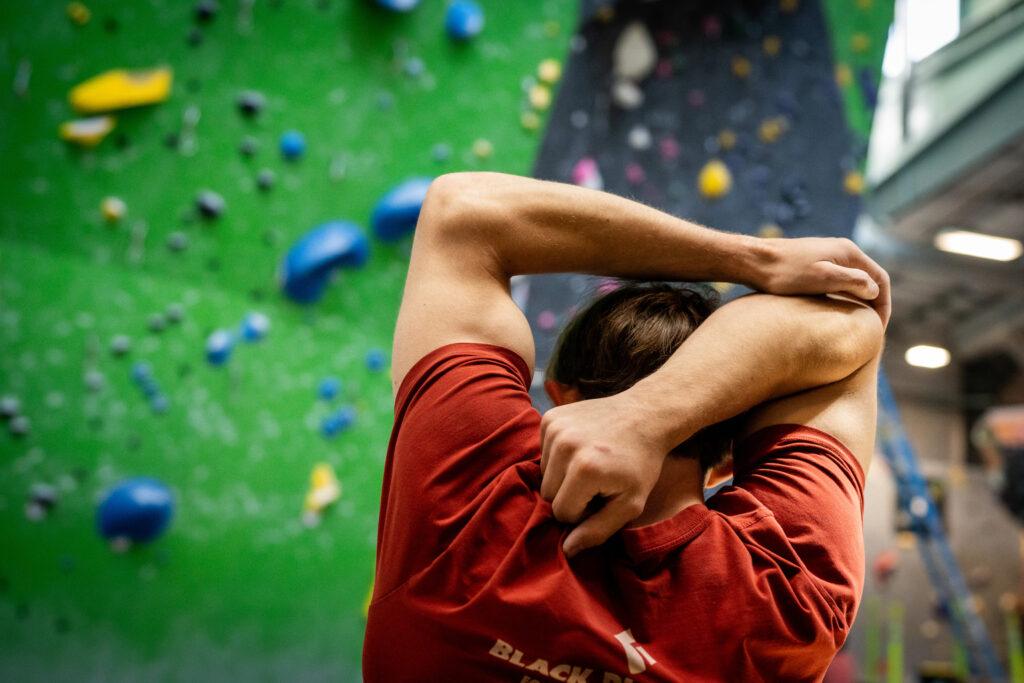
left=0, top=1, right=575, bottom=679
left=524, top=0, right=891, bottom=406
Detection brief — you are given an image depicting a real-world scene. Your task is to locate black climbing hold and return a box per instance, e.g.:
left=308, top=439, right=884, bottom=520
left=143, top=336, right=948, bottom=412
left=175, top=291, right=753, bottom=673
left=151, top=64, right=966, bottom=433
left=196, top=190, right=225, bottom=219
left=194, top=0, right=219, bottom=23
left=237, top=90, right=266, bottom=118
left=257, top=168, right=275, bottom=191
left=239, top=136, right=259, bottom=157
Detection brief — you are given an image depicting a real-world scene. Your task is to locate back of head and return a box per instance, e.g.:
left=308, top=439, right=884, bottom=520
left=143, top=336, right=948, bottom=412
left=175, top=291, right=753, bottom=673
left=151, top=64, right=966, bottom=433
left=546, top=281, right=735, bottom=473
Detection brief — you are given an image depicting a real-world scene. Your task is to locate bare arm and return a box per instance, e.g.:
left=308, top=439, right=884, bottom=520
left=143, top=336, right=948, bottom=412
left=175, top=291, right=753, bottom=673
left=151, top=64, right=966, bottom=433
left=392, top=172, right=889, bottom=395
left=539, top=294, right=883, bottom=555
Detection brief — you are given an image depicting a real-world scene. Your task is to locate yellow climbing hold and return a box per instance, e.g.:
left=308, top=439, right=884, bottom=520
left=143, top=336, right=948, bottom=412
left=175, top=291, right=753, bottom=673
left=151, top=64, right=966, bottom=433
left=595, top=6, right=615, bottom=22
left=857, top=0, right=873, bottom=10
left=472, top=138, right=494, bottom=159
left=758, top=223, right=784, bottom=239
left=101, top=196, right=127, bottom=223
left=717, top=129, right=737, bottom=151
left=835, top=63, right=853, bottom=87
left=538, top=58, right=562, bottom=85
left=758, top=116, right=788, bottom=144
left=302, top=462, right=342, bottom=527
left=544, top=20, right=560, bottom=38
left=711, top=282, right=735, bottom=294
left=844, top=170, right=865, bottom=195
left=363, top=582, right=374, bottom=618
left=851, top=33, right=870, bottom=53
left=67, top=2, right=91, bottom=25
left=59, top=115, right=116, bottom=147
left=529, top=84, right=552, bottom=111
left=763, top=35, right=781, bottom=57
left=69, top=66, right=173, bottom=114
left=731, top=56, right=752, bottom=79
left=780, top=0, right=799, bottom=13
left=520, top=110, right=541, bottom=131
left=698, top=160, right=732, bottom=200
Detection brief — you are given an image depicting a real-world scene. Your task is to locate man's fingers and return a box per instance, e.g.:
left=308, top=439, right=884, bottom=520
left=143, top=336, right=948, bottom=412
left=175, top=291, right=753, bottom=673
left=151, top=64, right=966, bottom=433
left=539, top=439, right=571, bottom=501
left=820, top=262, right=879, bottom=301
left=550, top=470, right=598, bottom=524
left=845, top=249, right=892, bottom=326
left=563, top=495, right=644, bottom=558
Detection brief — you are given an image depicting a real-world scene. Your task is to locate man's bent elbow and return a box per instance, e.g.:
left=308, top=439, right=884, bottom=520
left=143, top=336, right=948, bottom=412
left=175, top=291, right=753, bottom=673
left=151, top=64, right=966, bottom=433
left=419, top=172, right=493, bottom=241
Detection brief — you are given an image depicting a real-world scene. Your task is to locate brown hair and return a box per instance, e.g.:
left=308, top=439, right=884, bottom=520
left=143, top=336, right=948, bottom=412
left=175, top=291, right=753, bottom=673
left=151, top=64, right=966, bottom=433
left=546, top=281, right=736, bottom=472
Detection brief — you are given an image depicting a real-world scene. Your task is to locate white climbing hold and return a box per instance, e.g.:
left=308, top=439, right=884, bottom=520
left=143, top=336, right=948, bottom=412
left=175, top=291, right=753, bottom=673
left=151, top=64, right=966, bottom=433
left=613, top=21, right=656, bottom=81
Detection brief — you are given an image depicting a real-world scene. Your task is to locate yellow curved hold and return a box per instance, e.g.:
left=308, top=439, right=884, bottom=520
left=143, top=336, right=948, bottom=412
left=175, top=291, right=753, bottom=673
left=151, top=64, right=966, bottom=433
left=835, top=63, right=853, bottom=88
left=763, top=35, right=781, bottom=57
left=698, top=159, right=732, bottom=200
left=851, top=33, right=871, bottom=54
left=758, top=116, right=788, bottom=144
left=529, top=84, right=552, bottom=111
left=844, top=170, right=865, bottom=195
left=717, top=129, right=737, bottom=151
left=731, top=55, right=751, bottom=79
left=69, top=67, right=173, bottom=114
left=520, top=110, right=541, bottom=131
left=780, top=0, right=800, bottom=13
left=537, top=58, right=562, bottom=84
left=67, top=2, right=91, bottom=25
left=758, top=223, right=784, bottom=239
left=59, top=115, right=115, bottom=146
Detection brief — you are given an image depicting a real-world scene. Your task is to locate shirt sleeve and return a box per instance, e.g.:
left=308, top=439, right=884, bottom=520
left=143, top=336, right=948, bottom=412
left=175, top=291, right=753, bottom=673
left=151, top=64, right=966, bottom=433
left=372, top=342, right=540, bottom=600
left=726, top=424, right=867, bottom=624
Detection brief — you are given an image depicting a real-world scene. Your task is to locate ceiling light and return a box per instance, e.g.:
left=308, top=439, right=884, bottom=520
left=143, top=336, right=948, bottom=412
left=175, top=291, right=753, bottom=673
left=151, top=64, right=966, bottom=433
left=934, top=229, right=1023, bottom=262
left=905, top=344, right=951, bottom=369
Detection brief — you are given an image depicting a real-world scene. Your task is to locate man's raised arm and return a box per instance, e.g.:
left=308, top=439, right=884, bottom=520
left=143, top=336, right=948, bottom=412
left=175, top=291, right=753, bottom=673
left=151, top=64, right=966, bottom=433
left=392, top=172, right=889, bottom=395
left=540, top=293, right=884, bottom=556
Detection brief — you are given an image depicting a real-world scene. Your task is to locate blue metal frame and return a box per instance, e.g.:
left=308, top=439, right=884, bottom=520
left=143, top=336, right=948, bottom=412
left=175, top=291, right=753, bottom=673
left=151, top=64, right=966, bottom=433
left=876, top=371, right=1006, bottom=680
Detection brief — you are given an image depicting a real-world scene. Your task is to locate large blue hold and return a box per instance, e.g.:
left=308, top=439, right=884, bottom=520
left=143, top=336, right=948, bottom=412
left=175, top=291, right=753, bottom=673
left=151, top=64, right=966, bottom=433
left=376, top=0, right=420, bottom=10
left=280, top=221, right=370, bottom=303
left=371, top=177, right=432, bottom=241
left=97, top=477, right=174, bottom=543
left=445, top=0, right=484, bottom=41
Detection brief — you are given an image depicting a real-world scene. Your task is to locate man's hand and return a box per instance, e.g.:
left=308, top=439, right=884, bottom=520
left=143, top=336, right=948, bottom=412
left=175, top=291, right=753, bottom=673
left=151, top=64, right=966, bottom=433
left=750, top=237, right=891, bottom=325
left=540, top=392, right=670, bottom=558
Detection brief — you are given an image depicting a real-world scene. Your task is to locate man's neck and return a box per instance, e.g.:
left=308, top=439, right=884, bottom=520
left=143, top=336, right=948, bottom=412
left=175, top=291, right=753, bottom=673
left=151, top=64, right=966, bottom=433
left=628, top=455, right=706, bottom=527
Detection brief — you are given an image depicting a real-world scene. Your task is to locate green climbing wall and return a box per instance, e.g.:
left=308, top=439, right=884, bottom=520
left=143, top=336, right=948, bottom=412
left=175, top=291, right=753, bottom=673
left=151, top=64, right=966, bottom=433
left=0, top=0, right=894, bottom=679
left=0, top=1, right=575, bottom=679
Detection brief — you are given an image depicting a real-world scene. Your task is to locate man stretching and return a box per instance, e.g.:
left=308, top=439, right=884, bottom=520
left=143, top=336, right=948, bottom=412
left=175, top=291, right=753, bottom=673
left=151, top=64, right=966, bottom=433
left=364, top=173, right=889, bottom=682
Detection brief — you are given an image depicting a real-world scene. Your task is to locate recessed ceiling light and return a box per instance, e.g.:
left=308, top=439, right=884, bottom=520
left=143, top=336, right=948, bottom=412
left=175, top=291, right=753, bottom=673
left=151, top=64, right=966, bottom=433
left=934, top=229, right=1023, bottom=262
left=905, top=344, right=951, bottom=369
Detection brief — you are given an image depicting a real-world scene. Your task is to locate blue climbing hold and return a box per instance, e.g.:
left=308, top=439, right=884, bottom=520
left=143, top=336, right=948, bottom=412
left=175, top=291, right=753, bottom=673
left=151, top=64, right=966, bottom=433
left=365, top=348, right=388, bottom=372
left=318, top=377, right=341, bottom=400
left=241, top=311, right=270, bottom=341
left=321, top=405, right=357, bottom=437
left=280, top=130, right=306, bottom=161
left=445, top=0, right=484, bottom=41
left=206, top=329, right=235, bottom=365
left=371, top=177, right=432, bottom=241
left=97, top=477, right=174, bottom=543
left=376, top=0, right=420, bottom=11
left=280, top=221, right=370, bottom=304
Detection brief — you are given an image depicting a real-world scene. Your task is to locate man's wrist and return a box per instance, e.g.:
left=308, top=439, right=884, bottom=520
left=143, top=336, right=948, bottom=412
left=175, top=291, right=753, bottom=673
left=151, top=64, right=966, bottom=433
left=620, top=378, right=702, bottom=456
left=726, top=234, right=776, bottom=289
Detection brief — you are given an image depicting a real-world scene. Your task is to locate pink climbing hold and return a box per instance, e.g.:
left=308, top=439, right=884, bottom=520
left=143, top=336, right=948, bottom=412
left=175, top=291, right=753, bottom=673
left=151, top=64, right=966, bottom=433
left=701, top=15, right=722, bottom=40
left=537, top=310, right=558, bottom=330
left=571, top=157, right=603, bottom=190
left=687, top=88, right=706, bottom=107
left=625, top=162, right=646, bottom=185
left=659, top=136, right=680, bottom=161
left=656, top=59, right=673, bottom=79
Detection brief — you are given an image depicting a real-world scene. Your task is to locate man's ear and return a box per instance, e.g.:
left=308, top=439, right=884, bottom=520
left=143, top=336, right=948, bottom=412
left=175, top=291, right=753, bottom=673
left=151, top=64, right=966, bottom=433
left=545, top=379, right=581, bottom=406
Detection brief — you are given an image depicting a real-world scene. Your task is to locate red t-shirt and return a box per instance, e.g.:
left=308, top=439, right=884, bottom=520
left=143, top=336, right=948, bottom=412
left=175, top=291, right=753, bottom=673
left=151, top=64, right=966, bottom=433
left=364, top=343, right=866, bottom=683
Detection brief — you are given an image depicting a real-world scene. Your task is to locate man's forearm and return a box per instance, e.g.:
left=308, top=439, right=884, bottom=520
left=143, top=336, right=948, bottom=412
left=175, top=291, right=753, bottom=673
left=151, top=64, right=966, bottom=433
left=430, top=172, right=771, bottom=287
left=623, top=294, right=884, bottom=452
